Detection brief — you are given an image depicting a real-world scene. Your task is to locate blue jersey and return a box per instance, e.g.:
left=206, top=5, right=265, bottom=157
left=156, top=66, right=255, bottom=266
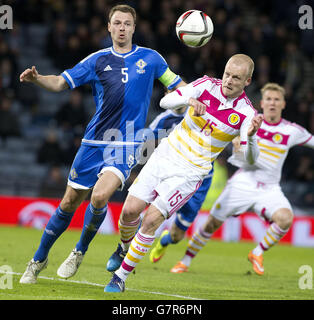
left=61, top=45, right=181, bottom=146
left=149, top=109, right=186, bottom=141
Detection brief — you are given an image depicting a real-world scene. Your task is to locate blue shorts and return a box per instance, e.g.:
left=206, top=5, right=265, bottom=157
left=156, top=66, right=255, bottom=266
left=68, top=144, right=139, bottom=190
left=174, top=174, right=213, bottom=231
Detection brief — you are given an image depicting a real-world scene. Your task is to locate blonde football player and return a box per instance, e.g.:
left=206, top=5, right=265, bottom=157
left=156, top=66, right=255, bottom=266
left=173, top=82, right=314, bottom=275
left=104, top=54, right=263, bottom=292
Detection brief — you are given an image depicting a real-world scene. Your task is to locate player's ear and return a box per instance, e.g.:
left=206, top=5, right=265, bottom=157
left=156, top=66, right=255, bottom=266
left=281, top=99, right=286, bottom=110
left=108, top=22, right=111, bottom=32
left=245, top=77, right=252, bottom=87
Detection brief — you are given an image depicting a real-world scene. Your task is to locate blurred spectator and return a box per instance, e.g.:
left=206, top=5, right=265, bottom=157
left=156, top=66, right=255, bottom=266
left=54, top=90, right=88, bottom=133
left=0, top=58, right=18, bottom=96
left=301, top=184, right=314, bottom=208
left=294, top=101, right=311, bottom=130
left=39, top=165, right=67, bottom=199
left=37, top=130, right=65, bottom=166
left=45, top=18, right=68, bottom=70
left=281, top=42, right=304, bottom=91
left=0, top=96, right=21, bottom=144
left=63, top=134, right=82, bottom=165
left=0, top=0, right=312, bottom=210
left=134, top=19, right=156, bottom=48
left=292, top=154, right=314, bottom=183
left=58, top=34, right=87, bottom=70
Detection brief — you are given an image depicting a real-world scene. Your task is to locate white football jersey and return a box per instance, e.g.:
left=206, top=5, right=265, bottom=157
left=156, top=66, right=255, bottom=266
left=229, top=118, right=314, bottom=184
left=165, top=76, right=257, bottom=174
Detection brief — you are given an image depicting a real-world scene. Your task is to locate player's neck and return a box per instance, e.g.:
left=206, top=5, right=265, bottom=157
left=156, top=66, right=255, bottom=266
left=264, top=115, right=281, bottom=124
left=112, top=42, right=133, bottom=54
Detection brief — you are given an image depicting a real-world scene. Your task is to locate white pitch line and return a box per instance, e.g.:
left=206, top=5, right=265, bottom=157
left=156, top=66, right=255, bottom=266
left=1, top=271, right=205, bottom=300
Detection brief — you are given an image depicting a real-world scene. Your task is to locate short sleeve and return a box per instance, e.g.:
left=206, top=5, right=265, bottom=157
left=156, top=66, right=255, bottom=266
left=61, top=55, right=95, bottom=89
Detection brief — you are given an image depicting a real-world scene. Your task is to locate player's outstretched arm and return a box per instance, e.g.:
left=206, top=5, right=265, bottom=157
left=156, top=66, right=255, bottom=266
left=160, top=85, right=205, bottom=116
left=20, top=66, right=69, bottom=92
left=244, top=115, right=263, bottom=165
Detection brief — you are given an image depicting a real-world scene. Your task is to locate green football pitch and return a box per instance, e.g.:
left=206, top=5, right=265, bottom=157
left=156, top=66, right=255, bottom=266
left=0, top=225, right=313, bottom=300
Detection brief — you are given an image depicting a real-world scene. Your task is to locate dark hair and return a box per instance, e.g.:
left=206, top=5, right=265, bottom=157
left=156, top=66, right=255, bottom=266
left=108, top=4, right=136, bottom=24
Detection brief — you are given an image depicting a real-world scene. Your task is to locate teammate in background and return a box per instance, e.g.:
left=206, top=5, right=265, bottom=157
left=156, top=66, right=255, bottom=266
left=174, top=83, right=314, bottom=275
left=19, top=4, right=184, bottom=284
left=104, top=54, right=263, bottom=292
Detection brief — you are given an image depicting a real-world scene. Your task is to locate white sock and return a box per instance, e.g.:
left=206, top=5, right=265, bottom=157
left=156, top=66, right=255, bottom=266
left=252, top=244, right=264, bottom=256
left=181, top=255, right=192, bottom=267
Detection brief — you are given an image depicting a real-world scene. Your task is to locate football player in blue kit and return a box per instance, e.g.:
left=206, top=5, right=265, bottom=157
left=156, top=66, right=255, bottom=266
left=106, top=105, right=214, bottom=272
left=19, top=4, right=184, bottom=284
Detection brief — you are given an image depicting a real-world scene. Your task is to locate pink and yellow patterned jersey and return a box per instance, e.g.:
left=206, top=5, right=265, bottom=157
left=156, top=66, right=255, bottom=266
left=229, top=118, right=314, bottom=184
left=165, top=76, right=257, bottom=174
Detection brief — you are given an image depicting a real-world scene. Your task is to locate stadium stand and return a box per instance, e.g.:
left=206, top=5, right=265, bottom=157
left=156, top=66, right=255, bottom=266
left=0, top=0, right=313, bottom=212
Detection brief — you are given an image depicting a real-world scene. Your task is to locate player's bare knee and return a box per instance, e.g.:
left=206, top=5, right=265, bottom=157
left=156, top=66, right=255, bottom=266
left=140, top=216, right=159, bottom=235
left=120, top=203, right=141, bottom=223
left=170, top=232, right=183, bottom=243
left=91, top=190, right=109, bottom=208
left=60, top=194, right=80, bottom=212
left=170, top=226, right=185, bottom=243
left=272, top=209, right=294, bottom=230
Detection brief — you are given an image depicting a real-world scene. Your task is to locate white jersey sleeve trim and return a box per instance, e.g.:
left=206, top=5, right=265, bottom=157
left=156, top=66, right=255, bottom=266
left=62, top=71, right=76, bottom=89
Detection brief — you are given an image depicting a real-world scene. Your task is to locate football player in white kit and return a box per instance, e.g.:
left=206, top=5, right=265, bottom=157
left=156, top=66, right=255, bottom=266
left=174, top=82, right=314, bottom=275
left=104, top=53, right=263, bottom=292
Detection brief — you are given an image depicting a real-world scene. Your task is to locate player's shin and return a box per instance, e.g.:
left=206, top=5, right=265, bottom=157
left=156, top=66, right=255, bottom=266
left=33, top=206, right=74, bottom=262
left=181, top=227, right=212, bottom=267
left=118, top=216, right=141, bottom=251
left=75, top=203, right=107, bottom=254
left=115, top=230, right=155, bottom=281
left=253, top=222, right=289, bottom=256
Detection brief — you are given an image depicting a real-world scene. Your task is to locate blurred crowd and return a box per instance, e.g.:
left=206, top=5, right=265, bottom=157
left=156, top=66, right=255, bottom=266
left=0, top=0, right=313, bottom=209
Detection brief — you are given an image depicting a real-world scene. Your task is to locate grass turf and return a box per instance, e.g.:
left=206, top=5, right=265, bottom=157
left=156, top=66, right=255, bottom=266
left=0, top=225, right=313, bottom=300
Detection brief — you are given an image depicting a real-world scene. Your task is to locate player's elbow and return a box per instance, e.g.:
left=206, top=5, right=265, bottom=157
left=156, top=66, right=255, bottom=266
left=159, top=96, right=169, bottom=109
left=54, top=76, right=68, bottom=92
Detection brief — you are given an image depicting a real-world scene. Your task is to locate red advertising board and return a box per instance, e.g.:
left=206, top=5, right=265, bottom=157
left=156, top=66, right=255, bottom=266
left=0, top=196, right=314, bottom=247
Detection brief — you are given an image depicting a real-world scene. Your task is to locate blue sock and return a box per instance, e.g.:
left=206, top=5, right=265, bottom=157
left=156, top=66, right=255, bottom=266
left=75, top=203, right=107, bottom=254
left=160, top=233, right=174, bottom=247
left=33, top=206, right=74, bottom=262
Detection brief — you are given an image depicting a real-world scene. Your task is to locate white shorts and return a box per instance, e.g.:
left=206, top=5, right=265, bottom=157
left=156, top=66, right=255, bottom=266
left=210, top=170, right=292, bottom=222
left=128, top=139, right=204, bottom=219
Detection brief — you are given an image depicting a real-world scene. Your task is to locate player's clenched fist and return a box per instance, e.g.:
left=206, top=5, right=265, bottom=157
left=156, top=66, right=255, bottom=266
left=20, top=66, right=38, bottom=83
left=248, top=114, right=263, bottom=136
left=188, top=97, right=206, bottom=116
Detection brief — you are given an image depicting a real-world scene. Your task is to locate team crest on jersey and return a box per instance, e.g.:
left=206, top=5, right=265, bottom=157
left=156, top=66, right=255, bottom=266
left=70, top=168, right=78, bottom=180
left=228, top=113, right=240, bottom=126
left=272, top=133, right=283, bottom=144
left=136, top=59, right=147, bottom=74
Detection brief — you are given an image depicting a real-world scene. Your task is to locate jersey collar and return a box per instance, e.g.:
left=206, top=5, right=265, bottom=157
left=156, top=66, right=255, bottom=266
left=110, top=44, right=139, bottom=58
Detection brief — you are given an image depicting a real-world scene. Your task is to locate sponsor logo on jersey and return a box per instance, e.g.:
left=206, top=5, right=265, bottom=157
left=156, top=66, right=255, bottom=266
left=136, top=59, right=147, bottom=74
left=228, top=113, right=240, bottom=126
left=104, top=65, right=112, bottom=71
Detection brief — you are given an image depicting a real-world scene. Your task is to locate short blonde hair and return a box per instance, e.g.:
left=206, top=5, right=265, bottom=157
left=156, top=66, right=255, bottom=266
left=228, top=54, right=255, bottom=78
left=109, top=4, right=136, bottom=24
left=261, top=83, right=285, bottom=97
